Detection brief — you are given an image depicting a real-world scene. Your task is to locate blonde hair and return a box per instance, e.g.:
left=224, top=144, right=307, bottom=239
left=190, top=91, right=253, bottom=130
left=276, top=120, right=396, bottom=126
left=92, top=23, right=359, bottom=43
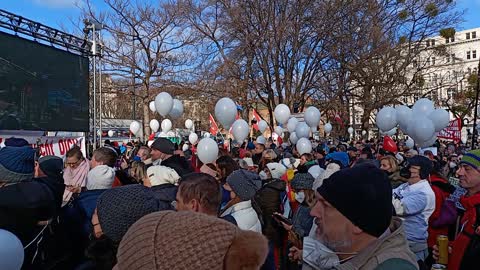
left=380, top=155, right=399, bottom=172
left=130, top=161, right=147, bottom=183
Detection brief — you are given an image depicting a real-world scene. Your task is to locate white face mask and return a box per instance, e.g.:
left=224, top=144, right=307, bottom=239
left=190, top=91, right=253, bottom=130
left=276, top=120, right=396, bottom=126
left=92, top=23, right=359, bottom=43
left=303, top=236, right=357, bottom=269
left=259, top=171, right=268, bottom=180
left=449, top=162, right=457, bottom=169
left=295, top=191, right=305, bottom=203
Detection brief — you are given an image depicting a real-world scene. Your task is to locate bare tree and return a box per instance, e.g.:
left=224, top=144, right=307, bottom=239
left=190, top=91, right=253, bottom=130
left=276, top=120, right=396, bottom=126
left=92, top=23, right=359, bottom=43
left=82, top=0, right=196, bottom=138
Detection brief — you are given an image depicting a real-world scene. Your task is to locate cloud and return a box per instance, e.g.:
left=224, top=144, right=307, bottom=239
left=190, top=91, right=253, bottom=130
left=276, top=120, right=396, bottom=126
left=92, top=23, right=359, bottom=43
left=32, top=0, right=81, bottom=9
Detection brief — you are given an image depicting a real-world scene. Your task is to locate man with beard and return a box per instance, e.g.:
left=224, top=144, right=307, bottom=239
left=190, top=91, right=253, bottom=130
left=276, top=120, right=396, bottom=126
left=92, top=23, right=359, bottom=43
left=294, top=163, right=417, bottom=270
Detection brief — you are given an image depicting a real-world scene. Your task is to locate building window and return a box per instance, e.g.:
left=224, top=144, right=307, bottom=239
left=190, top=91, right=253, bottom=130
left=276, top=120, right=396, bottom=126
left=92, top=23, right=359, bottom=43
left=432, top=57, right=436, bottom=65
left=467, top=33, right=471, bottom=40
left=432, top=39, right=436, bottom=46
left=446, top=55, right=450, bottom=63
left=427, top=57, right=431, bottom=65
left=452, top=53, right=456, bottom=63
left=473, top=32, right=477, bottom=39
left=474, top=50, right=477, bottom=59
left=467, top=51, right=471, bottom=60
left=447, top=88, right=454, bottom=99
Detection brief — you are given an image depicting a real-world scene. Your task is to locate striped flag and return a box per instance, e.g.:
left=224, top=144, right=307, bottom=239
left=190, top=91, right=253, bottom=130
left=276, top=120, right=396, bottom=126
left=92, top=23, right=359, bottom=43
left=209, top=114, right=219, bottom=135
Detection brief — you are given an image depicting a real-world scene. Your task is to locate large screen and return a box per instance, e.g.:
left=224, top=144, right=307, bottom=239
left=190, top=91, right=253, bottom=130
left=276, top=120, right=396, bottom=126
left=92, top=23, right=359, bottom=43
left=0, top=31, right=89, bottom=131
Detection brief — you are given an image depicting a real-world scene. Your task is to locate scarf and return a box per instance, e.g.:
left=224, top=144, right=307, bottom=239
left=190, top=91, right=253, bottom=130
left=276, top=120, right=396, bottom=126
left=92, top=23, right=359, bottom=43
left=62, top=159, right=90, bottom=204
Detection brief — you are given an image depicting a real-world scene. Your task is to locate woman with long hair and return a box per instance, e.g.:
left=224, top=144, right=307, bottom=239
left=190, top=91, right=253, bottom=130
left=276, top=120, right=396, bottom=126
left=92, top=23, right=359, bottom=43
left=63, top=146, right=90, bottom=206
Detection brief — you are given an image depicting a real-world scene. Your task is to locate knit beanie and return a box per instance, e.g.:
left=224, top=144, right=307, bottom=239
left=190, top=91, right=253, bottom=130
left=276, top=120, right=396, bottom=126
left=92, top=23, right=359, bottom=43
left=291, top=173, right=314, bottom=190
left=96, top=185, right=161, bottom=243
left=317, top=163, right=392, bottom=237
left=150, top=138, right=175, bottom=155
left=116, top=211, right=268, bottom=270
left=0, top=146, right=35, bottom=183
left=38, top=155, right=64, bottom=179
left=5, top=137, right=29, bottom=147
left=460, top=149, right=480, bottom=170
left=86, top=165, right=115, bottom=190
left=147, top=165, right=180, bottom=186
left=226, top=169, right=262, bottom=201
left=266, top=162, right=286, bottom=179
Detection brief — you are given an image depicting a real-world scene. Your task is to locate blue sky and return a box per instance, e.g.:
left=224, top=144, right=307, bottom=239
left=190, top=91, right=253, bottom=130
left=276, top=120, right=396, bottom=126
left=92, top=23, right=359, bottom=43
left=0, top=0, right=479, bottom=34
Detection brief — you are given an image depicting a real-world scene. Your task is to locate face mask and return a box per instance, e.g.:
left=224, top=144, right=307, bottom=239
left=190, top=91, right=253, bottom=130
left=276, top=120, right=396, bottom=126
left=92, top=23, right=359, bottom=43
left=133, top=156, right=141, bottom=162
left=259, top=171, right=268, bottom=180
left=295, top=191, right=305, bottom=204
left=303, top=236, right=357, bottom=269
left=449, top=162, right=457, bottom=169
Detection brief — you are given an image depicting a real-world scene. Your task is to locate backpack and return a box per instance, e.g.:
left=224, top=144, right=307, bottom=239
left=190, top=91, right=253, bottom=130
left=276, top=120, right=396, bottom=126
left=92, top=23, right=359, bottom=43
left=430, top=181, right=458, bottom=228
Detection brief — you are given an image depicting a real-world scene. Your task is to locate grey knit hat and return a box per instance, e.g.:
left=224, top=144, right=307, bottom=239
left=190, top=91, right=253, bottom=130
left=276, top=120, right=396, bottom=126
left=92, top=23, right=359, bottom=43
left=291, top=173, right=314, bottom=190
left=226, top=169, right=262, bottom=201
left=0, top=146, right=35, bottom=183
left=150, top=138, right=175, bottom=155
left=96, top=185, right=163, bottom=243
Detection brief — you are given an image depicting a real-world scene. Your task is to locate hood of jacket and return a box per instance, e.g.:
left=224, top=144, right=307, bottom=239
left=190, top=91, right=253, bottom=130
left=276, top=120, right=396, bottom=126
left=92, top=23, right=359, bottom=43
left=161, top=155, right=193, bottom=177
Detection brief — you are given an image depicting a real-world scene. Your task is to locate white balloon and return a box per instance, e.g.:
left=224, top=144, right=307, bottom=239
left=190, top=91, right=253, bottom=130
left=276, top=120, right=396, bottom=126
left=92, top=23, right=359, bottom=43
left=274, top=126, right=284, bottom=136
left=376, top=106, right=397, bottom=132
left=274, top=104, right=291, bottom=125
left=406, top=137, right=414, bottom=148
left=189, top=132, right=198, bottom=144
left=108, top=130, right=114, bottom=137
left=256, top=135, right=267, bottom=145
left=324, top=122, right=332, bottom=133
left=290, top=132, right=299, bottom=144
left=418, top=135, right=437, bottom=148
left=295, top=122, right=310, bottom=138
left=182, top=144, right=189, bottom=152
left=0, top=229, right=24, bottom=270
left=395, top=105, right=412, bottom=127
left=149, top=119, right=160, bottom=132
left=361, top=130, right=367, bottom=136
left=308, top=165, right=324, bottom=179
left=412, top=117, right=435, bottom=142
left=348, top=127, right=354, bottom=134
left=287, top=118, right=299, bottom=133
left=305, top=106, right=321, bottom=127
left=296, top=137, right=312, bottom=155
left=185, top=119, right=194, bottom=129
left=412, top=98, right=434, bottom=115
left=461, top=137, right=467, bottom=144
left=215, top=97, right=237, bottom=128
left=155, top=92, right=174, bottom=117
left=231, top=119, right=250, bottom=142
left=149, top=101, right=156, bottom=112
left=203, top=132, right=211, bottom=138
left=129, top=121, right=141, bottom=135
left=258, top=120, right=268, bottom=133
left=197, top=138, right=219, bottom=164
left=310, top=126, right=317, bottom=133
left=161, top=119, right=172, bottom=132
left=169, top=99, right=184, bottom=119
left=428, top=108, right=450, bottom=132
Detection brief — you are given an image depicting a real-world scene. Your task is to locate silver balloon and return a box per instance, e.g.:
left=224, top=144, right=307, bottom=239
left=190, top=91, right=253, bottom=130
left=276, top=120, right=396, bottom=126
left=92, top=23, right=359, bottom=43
left=304, top=106, right=321, bottom=128
left=289, top=132, right=299, bottom=144
left=215, top=97, right=237, bottom=128
left=274, top=104, right=291, bottom=125
left=154, top=92, right=174, bottom=117
left=295, top=122, right=310, bottom=138
left=231, top=119, right=249, bottom=142
left=376, top=106, right=397, bottom=132
left=324, top=122, right=332, bottom=133
left=296, top=137, right=312, bottom=155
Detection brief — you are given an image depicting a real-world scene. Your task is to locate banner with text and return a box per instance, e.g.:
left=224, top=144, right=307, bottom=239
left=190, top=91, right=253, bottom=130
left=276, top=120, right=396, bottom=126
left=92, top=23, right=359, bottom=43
left=0, top=134, right=86, bottom=158
left=437, top=118, right=462, bottom=142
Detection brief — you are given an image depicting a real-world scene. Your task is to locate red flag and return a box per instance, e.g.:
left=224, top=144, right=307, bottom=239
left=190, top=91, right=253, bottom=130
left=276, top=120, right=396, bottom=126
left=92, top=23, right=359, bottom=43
left=438, top=118, right=462, bottom=142
left=252, top=109, right=261, bottom=131
left=209, top=114, right=219, bottom=135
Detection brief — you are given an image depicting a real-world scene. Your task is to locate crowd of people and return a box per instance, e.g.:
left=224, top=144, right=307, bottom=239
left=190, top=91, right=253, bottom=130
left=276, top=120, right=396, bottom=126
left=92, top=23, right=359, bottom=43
left=0, top=134, right=479, bottom=270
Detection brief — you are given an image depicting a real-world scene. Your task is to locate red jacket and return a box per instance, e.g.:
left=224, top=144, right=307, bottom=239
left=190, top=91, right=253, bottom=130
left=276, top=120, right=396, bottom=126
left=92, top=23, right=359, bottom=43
left=427, top=175, right=451, bottom=248
left=448, top=192, right=480, bottom=270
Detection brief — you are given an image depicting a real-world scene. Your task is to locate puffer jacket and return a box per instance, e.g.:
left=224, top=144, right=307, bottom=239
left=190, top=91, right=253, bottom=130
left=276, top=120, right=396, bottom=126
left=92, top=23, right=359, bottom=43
left=220, top=200, right=262, bottom=233
left=150, top=183, right=177, bottom=210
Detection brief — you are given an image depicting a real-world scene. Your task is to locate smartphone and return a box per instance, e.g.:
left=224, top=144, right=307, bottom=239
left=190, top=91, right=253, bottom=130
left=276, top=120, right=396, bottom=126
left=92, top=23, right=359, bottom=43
left=272, top=213, right=292, bottom=225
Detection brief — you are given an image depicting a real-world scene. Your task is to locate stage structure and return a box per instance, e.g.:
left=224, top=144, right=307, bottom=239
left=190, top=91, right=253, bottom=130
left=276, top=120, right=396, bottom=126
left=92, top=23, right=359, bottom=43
left=0, top=9, right=105, bottom=148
